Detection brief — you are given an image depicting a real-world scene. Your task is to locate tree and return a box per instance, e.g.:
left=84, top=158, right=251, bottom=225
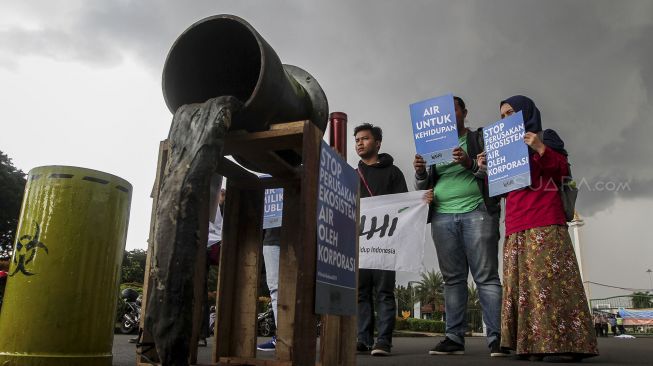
left=120, top=249, right=147, bottom=284
left=468, top=283, right=480, bottom=308
left=415, top=270, right=444, bottom=307
left=631, top=291, right=652, bottom=309
left=0, top=150, right=26, bottom=260
left=395, top=285, right=415, bottom=315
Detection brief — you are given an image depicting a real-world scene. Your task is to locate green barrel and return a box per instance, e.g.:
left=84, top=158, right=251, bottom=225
left=0, top=166, right=132, bottom=366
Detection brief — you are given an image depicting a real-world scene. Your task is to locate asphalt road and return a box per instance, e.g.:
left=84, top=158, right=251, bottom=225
left=113, top=334, right=651, bottom=365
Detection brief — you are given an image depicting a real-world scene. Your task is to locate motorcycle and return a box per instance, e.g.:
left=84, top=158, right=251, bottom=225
left=119, top=288, right=141, bottom=334
left=207, top=304, right=319, bottom=337
left=257, top=303, right=276, bottom=337
left=209, top=306, right=216, bottom=336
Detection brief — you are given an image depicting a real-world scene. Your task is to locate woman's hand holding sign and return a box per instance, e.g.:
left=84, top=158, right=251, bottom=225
left=476, top=151, right=487, bottom=171
left=524, top=132, right=546, bottom=156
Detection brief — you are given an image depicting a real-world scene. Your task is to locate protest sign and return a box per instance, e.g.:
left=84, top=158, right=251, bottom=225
left=263, top=187, right=283, bottom=229
left=409, top=93, right=458, bottom=165
left=483, top=111, right=531, bottom=196
left=358, top=190, right=429, bottom=273
left=315, top=141, right=358, bottom=315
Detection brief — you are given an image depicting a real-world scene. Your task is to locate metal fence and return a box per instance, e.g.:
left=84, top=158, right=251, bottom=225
left=590, top=295, right=653, bottom=310
left=467, top=308, right=483, bottom=334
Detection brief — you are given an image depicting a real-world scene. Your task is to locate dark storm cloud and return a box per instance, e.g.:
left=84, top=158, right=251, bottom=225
left=2, top=0, right=651, bottom=216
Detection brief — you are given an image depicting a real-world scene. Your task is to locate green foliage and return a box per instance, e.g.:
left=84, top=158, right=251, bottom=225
left=0, top=150, right=26, bottom=260
left=398, top=318, right=445, bottom=333
left=395, top=317, right=408, bottom=330
left=395, top=285, right=415, bottom=315
left=120, top=249, right=147, bottom=284
left=468, top=283, right=480, bottom=308
left=207, top=265, right=218, bottom=293
left=395, top=317, right=445, bottom=333
left=257, top=296, right=271, bottom=314
left=415, top=270, right=444, bottom=308
left=631, top=291, right=652, bottom=309
left=119, top=283, right=143, bottom=293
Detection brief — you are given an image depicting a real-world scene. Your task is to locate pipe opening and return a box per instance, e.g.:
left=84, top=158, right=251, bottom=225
left=163, top=18, right=261, bottom=113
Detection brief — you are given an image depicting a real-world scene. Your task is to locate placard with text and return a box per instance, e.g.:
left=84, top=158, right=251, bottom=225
left=315, top=141, right=358, bottom=315
left=409, top=93, right=459, bottom=165
left=483, top=111, right=531, bottom=196
left=263, top=188, right=283, bottom=229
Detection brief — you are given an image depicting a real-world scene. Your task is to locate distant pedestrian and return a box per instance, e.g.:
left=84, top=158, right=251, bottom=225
left=601, top=314, right=609, bottom=337
left=608, top=315, right=617, bottom=336
left=616, top=313, right=626, bottom=335
left=594, top=313, right=602, bottom=337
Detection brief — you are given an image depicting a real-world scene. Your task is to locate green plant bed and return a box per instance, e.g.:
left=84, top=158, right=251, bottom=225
left=395, top=317, right=445, bottom=333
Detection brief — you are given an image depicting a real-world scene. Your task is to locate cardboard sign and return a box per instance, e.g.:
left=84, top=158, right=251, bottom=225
left=315, top=142, right=358, bottom=316
left=409, top=93, right=458, bottom=165
left=263, top=188, right=283, bottom=229
left=483, top=111, right=531, bottom=196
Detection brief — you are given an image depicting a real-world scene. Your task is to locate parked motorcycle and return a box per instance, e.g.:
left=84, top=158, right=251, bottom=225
left=209, top=306, right=216, bottom=336
left=257, top=303, right=276, bottom=337
left=119, top=288, right=141, bottom=334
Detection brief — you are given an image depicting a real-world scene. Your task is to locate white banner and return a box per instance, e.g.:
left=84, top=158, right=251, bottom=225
left=359, top=190, right=429, bottom=273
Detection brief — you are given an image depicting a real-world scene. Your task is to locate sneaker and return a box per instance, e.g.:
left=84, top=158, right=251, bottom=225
left=356, top=342, right=371, bottom=353
left=198, top=338, right=207, bottom=347
left=428, top=337, right=465, bottom=355
left=257, top=336, right=276, bottom=351
left=371, top=343, right=391, bottom=356
left=490, top=341, right=510, bottom=357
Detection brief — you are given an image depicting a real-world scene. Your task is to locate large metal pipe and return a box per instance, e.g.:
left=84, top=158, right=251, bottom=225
left=329, top=111, right=348, bottom=158
left=162, top=14, right=328, bottom=132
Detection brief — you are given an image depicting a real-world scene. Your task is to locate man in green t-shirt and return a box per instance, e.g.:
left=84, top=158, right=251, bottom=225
left=414, top=96, right=506, bottom=357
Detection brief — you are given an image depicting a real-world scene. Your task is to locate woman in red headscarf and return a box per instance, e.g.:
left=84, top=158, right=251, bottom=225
left=479, top=95, right=598, bottom=362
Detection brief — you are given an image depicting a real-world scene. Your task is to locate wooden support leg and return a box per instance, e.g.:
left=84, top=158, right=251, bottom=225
left=189, top=190, right=211, bottom=364
left=213, top=182, right=264, bottom=363
left=275, top=121, right=323, bottom=365
left=320, top=314, right=357, bottom=365
left=320, top=193, right=359, bottom=366
left=137, top=140, right=169, bottom=365
left=276, top=182, right=300, bottom=362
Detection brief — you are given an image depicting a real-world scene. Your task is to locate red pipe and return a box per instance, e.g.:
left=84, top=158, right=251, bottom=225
left=328, top=112, right=348, bottom=158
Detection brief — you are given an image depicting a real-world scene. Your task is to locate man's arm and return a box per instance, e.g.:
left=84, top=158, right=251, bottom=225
left=413, top=154, right=431, bottom=190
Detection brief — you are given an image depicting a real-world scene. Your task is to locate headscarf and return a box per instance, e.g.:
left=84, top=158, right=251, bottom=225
left=500, top=95, right=567, bottom=156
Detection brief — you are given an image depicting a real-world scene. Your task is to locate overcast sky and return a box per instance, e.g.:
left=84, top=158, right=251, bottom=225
left=1, top=1, right=651, bottom=299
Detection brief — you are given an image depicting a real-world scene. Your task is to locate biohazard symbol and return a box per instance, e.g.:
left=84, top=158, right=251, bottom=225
left=10, top=222, right=49, bottom=276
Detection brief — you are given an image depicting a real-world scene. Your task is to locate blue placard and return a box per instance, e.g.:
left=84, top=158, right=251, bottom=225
left=263, top=188, right=283, bottom=229
left=315, top=141, right=358, bottom=316
left=409, top=93, right=459, bottom=165
left=483, top=111, right=531, bottom=196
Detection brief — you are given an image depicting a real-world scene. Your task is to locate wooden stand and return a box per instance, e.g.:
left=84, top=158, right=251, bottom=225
left=137, top=121, right=356, bottom=366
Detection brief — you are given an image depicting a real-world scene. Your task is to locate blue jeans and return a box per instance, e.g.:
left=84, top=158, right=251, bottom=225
left=263, top=245, right=280, bottom=326
left=358, top=268, right=396, bottom=347
left=431, top=204, right=502, bottom=346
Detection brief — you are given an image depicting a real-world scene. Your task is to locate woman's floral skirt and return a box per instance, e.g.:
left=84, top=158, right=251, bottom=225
left=500, top=225, right=598, bottom=358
